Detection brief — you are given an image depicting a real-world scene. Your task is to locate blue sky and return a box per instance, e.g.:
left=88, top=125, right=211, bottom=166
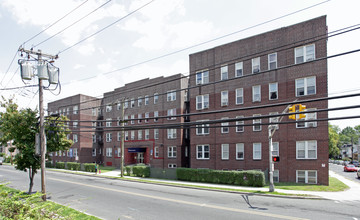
left=0, top=0, right=360, bottom=129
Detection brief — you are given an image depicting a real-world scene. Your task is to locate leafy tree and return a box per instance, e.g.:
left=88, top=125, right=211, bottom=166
left=0, top=98, right=72, bottom=194
left=328, top=124, right=340, bottom=158
left=339, top=126, right=358, bottom=146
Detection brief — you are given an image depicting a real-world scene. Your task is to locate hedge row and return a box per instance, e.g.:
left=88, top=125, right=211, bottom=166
left=55, top=162, right=65, bottom=169
left=66, top=162, right=81, bottom=171
left=127, top=165, right=150, bottom=177
left=176, top=168, right=265, bottom=187
left=83, top=163, right=96, bottom=172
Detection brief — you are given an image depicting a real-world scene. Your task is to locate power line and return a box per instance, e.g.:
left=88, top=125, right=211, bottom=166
left=0, top=84, right=38, bottom=91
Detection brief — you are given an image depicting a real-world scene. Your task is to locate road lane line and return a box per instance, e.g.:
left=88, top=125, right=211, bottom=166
left=49, top=177, right=308, bottom=220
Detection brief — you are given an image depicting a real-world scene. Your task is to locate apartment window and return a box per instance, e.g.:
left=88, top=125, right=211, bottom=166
left=145, top=129, right=150, bottom=140
left=138, top=97, right=143, bottom=107
left=67, top=150, right=70, bottom=157
left=167, top=90, right=176, bottom=102
left=253, top=114, right=261, bottom=131
left=92, top=108, right=97, bottom=116
left=221, top=117, right=229, bottom=133
left=236, top=143, right=244, bottom=160
left=73, top=105, right=78, bottom=114
left=296, top=76, right=316, bottom=96
left=138, top=130, right=142, bottom=140
left=154, top=129, right=159, bottom=139
left=252, top=57, right=260, bottom=73
left=124, top=99, right=129, bottom=108
left=295, top=44, right=315, bottom=64
left=252, top=85, right=261, bottom=102
left=167, top=129, right=176, bottom=139
left=221, top=91, right=228, bottom=106
left=269, top=112, right=279, bottom=129
left=197, top=145, right=210, bottom=159
left=268, top=53, right=277, bottom=70
left=131, top=115, right=135, bottom=124
left=296, top=170, right=317, bottom=184
left=117, top=101, right=121, bottom=110
left=73, top=148, right=77, bottom=158
left=235, top=88, right=243, bottom=105
left=92, top=148, right=96, bottom=157
left=273, top=170, right=279, bottom=183
left=221, top=144, right=229, bottom=160
left=73, top=120, right=78, bottom=128
left=297, top=108, right=317, bottom=128
left=92, top=134, right=96, bottom=143
left=67, top=107, right=70, bottom=115
left=117, top=147, right=121, bottom=157
left=154, top=111, right=159, bottom=122
left=125, top=131, right=129, bottom=141
left=117, top=117, right=121, bottom=126
left=297, top=140, right=317, bottom=159
left=73, top=134, right=78, bottom=143
left=269, top=82, right=278, bottom=100
left=154, top=93, right=159, bottom=104
left=106, top=118, right=112, bottom=127
left=117, top=132, right=121, bottom=141
left=168, top=146, right=177, bottom=158
left=138, top=113, right=142, bottom=123
left=253, top=143, right=262, bottom=160
left=236, top=116, right=244, bottom=132
left=196, top=94, right=209, bottom=110
left=235, top=62, right=243, bottom=77
left=130, top=98, right=135, bottom=108
left=124, top=115, right=128, bottom=125
left=106, top=104, right=112, bottom=112
left=221, top=65, right=228, bottom=80
left=144, top=96, right=149, bottom=105
left=106, top=148, right=112, bottom=157
left=154, top=147, right=159, bottom=158
left=196, top=120, right=210, bottom=135
left=106, top=133, right=112, bottom=142
left=272, top=142, right=279, bottom=157
left=196, top=70, right=209, bottom=85
left=145, top=112, right=149, bottom=123
left=167, top=108, right=176, bottom=120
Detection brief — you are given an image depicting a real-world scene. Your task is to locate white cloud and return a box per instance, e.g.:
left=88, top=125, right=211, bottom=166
left=73, top=64, right=85, bottom=70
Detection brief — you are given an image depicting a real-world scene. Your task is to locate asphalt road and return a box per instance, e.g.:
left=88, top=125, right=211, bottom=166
left=1, top=165, right=360, bottom=220
left=329, top=162, right=360, bottom=183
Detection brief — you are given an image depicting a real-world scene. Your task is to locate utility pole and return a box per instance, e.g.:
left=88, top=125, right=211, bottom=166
left=120, top=98, right=125, bottom=177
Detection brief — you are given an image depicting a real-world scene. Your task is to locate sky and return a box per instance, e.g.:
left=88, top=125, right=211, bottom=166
left=0, top=0, right=360, bottom=130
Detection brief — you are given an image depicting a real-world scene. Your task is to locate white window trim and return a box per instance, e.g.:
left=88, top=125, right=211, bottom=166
left=196, top=144, right=210, bottom=160
left=196, top=94, right=209, bottom=110
left=296, top=140, right=317, bottom=159
left=221, top=117, right=229, bottom=134
left=253, top=114, right=262, bottom=131
left=235, top=62, right=243, bottom=77
left=236, top=143, right=244, bottom=160
left=196, top=120, right=210, bottom=135
left=295, top=76, right=316, bottom=97
left=168, top=146, right=177, bottom=158
left=235, top=88, right=244, bottom=105
left=268, top=53, right=277, bottom=70
left=296, top=108, right=317, bottom=128
left=296, top=170, right=317, bottom=184
left=295, top=44, right=315, bottom=64
left=253, top=143, right=262, bottom=160
left=221, top=65, right=228, bottom=80
left=221, top=90, right=228, bottom=106
left=236, top=116, right=244, bottom=133
left=252, top=57, right=260, bottom=73
left=221, top=144, right=229, bottom=160
left=269, top=82, right=278, bottom=100
left=196, top=70, right=209, bottom=85
left=252, top=85, right=261, bottom=102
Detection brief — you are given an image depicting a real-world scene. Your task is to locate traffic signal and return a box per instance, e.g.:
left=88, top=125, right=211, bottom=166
left=298, top=104, right=307, bottom=119
left=288, top=105, right=296, bottom=120
left=272, top=156, right=280, bottom=162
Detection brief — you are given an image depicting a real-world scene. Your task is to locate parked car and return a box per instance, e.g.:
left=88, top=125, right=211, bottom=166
left=358, top=169, right=360, bottom=178
left=344, top=164, right=358, bottom=172
left=351, top=161, right=359, bottom=167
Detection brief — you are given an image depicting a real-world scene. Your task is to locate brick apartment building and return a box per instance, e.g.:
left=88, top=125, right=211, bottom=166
left=188, top=16, right=329, bottom=184
left=47, top=94, right=102, bottom=164
left=100, top=74, right=189, bottom=169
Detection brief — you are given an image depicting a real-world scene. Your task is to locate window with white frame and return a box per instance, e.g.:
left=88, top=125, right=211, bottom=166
left=253, top=114, right=261, bottom=131
left=73, top=134, right=78, bottom=143
left=117, top=132, right=121, bottom=141
left=296, top=108, right=317, bottom=128
left=73, top=120, right=78, bottom=128
left=167, top=108, right=176, bottom=120
left=253, top=143, right=262, bottom=160
left=92, top=108, right=97, bottom=116
left=296, top=76, right=316, bottom=96
left=167, top=129, right=176, bottom=139
left=145, top=112, right=149, bottom=123
left=92, top=134, right=96, bottom=143
left=154, top=111, right=159, bottom=122
left=221, top=144, right=229, bottom=160
left=67, top=107, right=70, bottom=115
left=106, top=148, right=112, bottom=157
left=273, top=170, right=279, bottom=182
left=196, top=120, right=209, bottom=135
left=130, top=98, right=135, bottom=108
left=106, top=133, right=112, bottom=142
left=252, top=85, right=261, bottom=102
left=196, top=94, right=209, bottom=110
left=131, top=131, right=135, bottom=140
left=296, top=140, right=317, bottom=159
left=269, top=112, right=279, bottom=129
left=236, top=143, right=244, bottom=160
left=197, top=145, right=210, bottom=159
left=131, top=115, right=135, bottom=124
left=269, top=82, right=278, bottom=100
left=124, top=99, right=129, bottom=108
left=221, top=118, right=229, bottom=133
left=236, top=88, right=243, bottom=105
left=252, top=57, right=260, bottom=73
left=236, top=116, right=244, bottom=132
left=106, top=104, right=112, bottom=112
left=92, top=148, right=96, bottom=157
left=296, top=170, right=317, bottom=184
left=145, top=129, right=150, bottom=140
left=154, top=146, right=159, bottom=158
left=98, top=148, right=102, bottom=155
left=117, top=147, right=121, bottom=157
left=73, top=148, right=77, bottom=157
left=117, top=117, right=121, bottom=126
left=154, top=129, right=159, bottom=139
left=220, top=91, right=228, bottom=106
left=154, top=93, right=159, bottom=104
left=196, top=70, right=209, bottom=85
left=138, top=113, right=142, bottom=123
left=167, top=90, right=176, bottom=101
left=268, top=53, right=277, bottom=70
left=124, top=115, right=128, bottom=125
left=295, top=44, right=315, bottom=64
left=144, top=96, right=149, bottom=105
left=73, top=105, right=78, bottom=114
left=168, top=146, right=177, bottom=158
left=106, top=118, right=112, bottom=127
left=235, top=62, right=243, bottom=77
left=221, top=65, right=228, bottom=80
left=272, top=142, right=279, bottom=157
left=138, top=96, right=143, bottom=107
left=117, top=101, right=121, bottom=110
left=138, top=130, right=142, bottom=140
left=125, top=131, right=129, bottom=141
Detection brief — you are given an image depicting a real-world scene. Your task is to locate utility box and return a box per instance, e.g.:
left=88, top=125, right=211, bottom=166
left=20, top=61, right=33, bottom=80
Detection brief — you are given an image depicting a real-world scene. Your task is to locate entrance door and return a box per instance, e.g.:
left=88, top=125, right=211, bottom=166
left=137, top=152, right=144, bottom=164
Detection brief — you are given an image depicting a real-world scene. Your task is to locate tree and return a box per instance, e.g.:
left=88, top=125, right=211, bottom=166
left=339, top=126, right=358, bottom=146
left=328, top=124, right=340, bottom=158
left=0, top=98, right=72, bottom=194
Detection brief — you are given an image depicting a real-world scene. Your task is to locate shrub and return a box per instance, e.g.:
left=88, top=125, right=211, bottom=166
left=132, top=165, right=150, bottom=177
left=83, top=163, right=96, bottom=172
left=45, top=161, right=53, bottom=168
left=176, top=168, right=265, bottom=187
left=125, top=166, right=132, bottom=176
left=66, top=162, right=81, bottom=171
left=4, top=157, right=11, bottom=163
left=55, top=162, right=65, bottom=169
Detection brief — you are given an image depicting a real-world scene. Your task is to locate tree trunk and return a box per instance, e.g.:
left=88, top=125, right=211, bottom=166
left=28, top=167, right=35, bottom=194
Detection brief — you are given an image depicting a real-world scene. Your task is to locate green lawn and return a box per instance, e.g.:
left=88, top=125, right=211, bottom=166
left=98, top=165, right=116, bottom=173
left=268, top=177, right=349, bottom=192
